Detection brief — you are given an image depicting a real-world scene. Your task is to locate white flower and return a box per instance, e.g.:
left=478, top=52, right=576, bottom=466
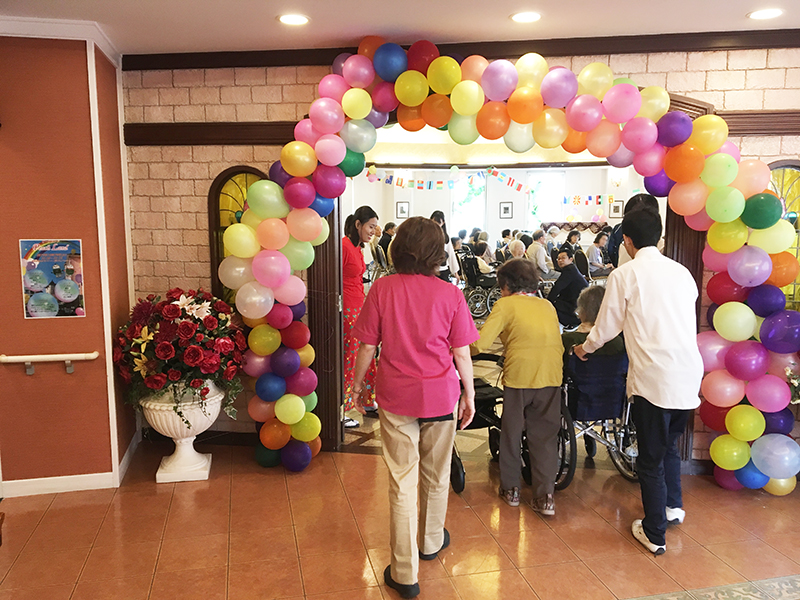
left=186, top=301, right=212, bottom=320
left=173, top=295, right=193, bottom=311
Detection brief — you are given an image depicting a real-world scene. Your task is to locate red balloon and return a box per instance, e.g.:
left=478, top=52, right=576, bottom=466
left=281, top=321, right=311, bottom=349
left=706, top=272, right=750, bottom=305
left=407, top=40, right=440, bottom=73
left=699, top=400, right=731, bottom=432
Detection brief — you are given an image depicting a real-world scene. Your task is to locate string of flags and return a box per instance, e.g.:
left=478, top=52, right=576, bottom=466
left=366, top=168, right=532, bottom=195
left=565, top=194, right=616, bottom=206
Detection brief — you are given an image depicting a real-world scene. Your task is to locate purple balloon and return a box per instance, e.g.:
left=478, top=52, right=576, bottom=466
left=242, top=349, right=271, bottom=378
left=280, top=439, right=313, bottom=472
left=764, top=407, right=795, bottom=435
left=540, top=68, right=578, bottom=109
left=747, top=284, right=787, bottom=317
left=606, top=143, right=635, bottom=168
left=332, top=52, right=352, bottom=76
left=290, top=301, right=306, bottom=320
left=644, top=170, right=676, bottom=198
left=313, top=164, right=346, bottom=199
left=707, top=303, right=719, bottom=330
left=656, top=111, right=693, bottom=148
left=481, top=60, right=519, bottom=102
left=724, top=340, right=770, bottom=381
left=444, top=52, right=465, bottom=64
left=271, top=346, right=301, bottom=378
left=286, top=367, right=318, bottom=396
left=365, top=107, right=389, bottom=129
left=727, top=245, right=773, bottom=288
left=268, top=161, right=291, bottom=188
left=761, top=310, right=800, bottom=354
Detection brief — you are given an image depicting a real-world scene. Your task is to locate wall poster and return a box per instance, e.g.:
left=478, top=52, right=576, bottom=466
left=20, top=239, right=85, bottom=319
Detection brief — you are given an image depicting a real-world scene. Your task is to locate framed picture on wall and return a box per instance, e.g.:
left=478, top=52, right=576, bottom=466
left=610, top=201, right=624, bottom=218
left=396, top=201, right=409, bottom=220
left=499, top=202, right=513, bottom=219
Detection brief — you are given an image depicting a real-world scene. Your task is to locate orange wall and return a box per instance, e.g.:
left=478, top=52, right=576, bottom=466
left=0, top=37, right=112, bottom=480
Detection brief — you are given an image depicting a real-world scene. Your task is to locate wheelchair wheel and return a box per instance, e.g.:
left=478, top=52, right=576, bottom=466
left=585, top=436, right=597, bottom=458
left=466, top=289, right=489, bottom=318
left=555, top=401, right=577, bottom=491
left=606, top=418, right=638, bottom=482
left=487, top=288, right=502, bottom=313
left=521, top=432, right=532, bottom=487
left=450, top=448, right=466, bottom=493
left=488, top=427, right=500, bottom=461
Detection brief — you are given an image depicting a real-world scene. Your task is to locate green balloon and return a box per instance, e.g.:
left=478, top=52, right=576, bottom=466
left=247, top=180, right=290, bottom=219
left=302, top=391, right=318, bottom=412
left=700, top=153, right=739, bottom=189
left=613, top=77, right=637, bottom=87
left=449, top=113, right=479, bottom=146
left=255, top=443, right=282, bottom=467
left=741, top=193, right=783, bottom=230
left=705, top=186, right=746, bottom=223
left=338, top=149, right=366, bottom=177
left=279, top=237, right=315, bottom=271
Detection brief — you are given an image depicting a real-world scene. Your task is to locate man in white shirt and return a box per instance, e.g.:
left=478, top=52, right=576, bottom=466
left=526, top=230, right=558, bottom=280
left=573, top=206, right=702, bottom=556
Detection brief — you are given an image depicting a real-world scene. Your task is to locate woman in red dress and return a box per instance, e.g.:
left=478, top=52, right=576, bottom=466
left=342, top=206, right=379, bottom=427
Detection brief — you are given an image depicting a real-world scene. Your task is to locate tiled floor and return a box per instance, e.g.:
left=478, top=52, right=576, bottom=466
left=2, top=438, right=800, bottom=600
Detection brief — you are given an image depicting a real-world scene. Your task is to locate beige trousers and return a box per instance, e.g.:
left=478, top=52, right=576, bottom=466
left=379, top=408, right=457, bottom=585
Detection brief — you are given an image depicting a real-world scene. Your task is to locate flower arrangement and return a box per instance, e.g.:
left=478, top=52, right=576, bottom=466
left=113, top=287, right=245, bottom=425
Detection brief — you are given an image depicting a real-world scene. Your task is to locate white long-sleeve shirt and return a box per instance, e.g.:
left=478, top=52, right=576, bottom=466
left=583, top=247, right=703, bottom=410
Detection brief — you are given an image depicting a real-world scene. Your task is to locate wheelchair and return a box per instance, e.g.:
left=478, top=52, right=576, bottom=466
left=457, top=251, right=501, bottom=319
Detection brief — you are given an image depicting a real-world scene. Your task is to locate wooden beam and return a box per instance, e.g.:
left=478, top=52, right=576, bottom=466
left=123, top=121, right=296, bottom=146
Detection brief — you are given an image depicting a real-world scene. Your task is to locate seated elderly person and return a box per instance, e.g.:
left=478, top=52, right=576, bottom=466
left=508, top=239, right=526, bottom=259
left=526, top=229, right=559, bottom=280
left=561, top=285, right=624, bottom=368
left=473, top=241, right=494, bottom=274
left=587, top=232, right=614, bottom=277
left=547, top=247, right=588, bottom=328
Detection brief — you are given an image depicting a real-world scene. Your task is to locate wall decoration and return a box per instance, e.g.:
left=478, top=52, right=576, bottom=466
left=20, top=239, right=85, bottom=318
left=499, top=202, right=513, bottom=219
left=396, top=201, right=410, bottom=219
left=610, top=201, right=624, bottom=218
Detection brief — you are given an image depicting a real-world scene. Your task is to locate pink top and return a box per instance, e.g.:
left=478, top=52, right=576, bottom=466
left=342, top=237, right=366, bottom=310
left=353, top=274, right=479, bottom=418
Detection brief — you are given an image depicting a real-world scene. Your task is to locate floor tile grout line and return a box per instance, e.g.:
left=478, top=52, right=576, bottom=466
left=145, top=483, right=175, bottom=600
left=66, top=489, right=118, bottom=600
left=283, top=464, right=306, bottom=598
left=0, top=493, right=55, bottom=590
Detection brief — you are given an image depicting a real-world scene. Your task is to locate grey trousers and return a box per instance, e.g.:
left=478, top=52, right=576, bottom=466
left=500, top=386, right=562, bottom=497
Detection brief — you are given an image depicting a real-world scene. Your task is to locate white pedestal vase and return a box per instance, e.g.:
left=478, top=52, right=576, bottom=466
left=140, top=382, right=223, bottom=483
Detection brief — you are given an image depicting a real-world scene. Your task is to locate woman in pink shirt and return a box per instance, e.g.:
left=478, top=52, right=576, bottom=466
left=352, top=217, right=478, bottom=599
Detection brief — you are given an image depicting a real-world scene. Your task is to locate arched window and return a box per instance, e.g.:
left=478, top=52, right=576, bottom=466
left=208, top=166, right=267, bottom=302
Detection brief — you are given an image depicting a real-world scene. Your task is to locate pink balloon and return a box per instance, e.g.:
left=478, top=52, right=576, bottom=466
left=566, top=95, right=603, bottom=132
left=314, top=134, right=347, bottom=167
left=285, top=367, right=318, bottom=396
left=371, top=81, right=400, bottom=113
left=266, top=303, right=294, bottom=330
left=731, top=159, right=771, bottom=199
left=621, top=117, right=658, bottom=153
left=668, top=180, right=710, bottom=217
left=481, top=60, right=518, bottom=102
left=286, top=207, right=323, bottom=242
left=251, top=250, right=291, bottom=289
left=274, top=275, right=307, bottom=305
left=313, top=164, right=346, bottom=198
left=685, top=207, right=715, bottom=231
left=602, top=84, right=642, bottom=124
left=767, top=351, right=800, bottom=378
left=724, top=340, right=770, bottom=381
left=248, top=396, right=276, bottom=422
left=607, top=143, right=635, bottom=168
left=540, top=68, right=578, bottom=108
left=342, top=54, right=375, bottom=88
left=243, top=349, right=271, bottom=377
left=283, top=177, right=316, bottom=209
left=633, top=143, right=666, bottom=177
left=698, top=331, right=735, bottom=372
left=714, top=466, right=745, bottom=490
left=703, top=245, right=732, bottom=273
left=713, top=140, right=741, bottom=163
left=294, top=119, right=323, bottom=147
left=746, top=374, right=791, bottom=412
left=727, top=245, right=773, bottom=288
left=701, top=369, right=746, bottom=407
left=309, top=98, right=345, bottom=135
left=318, top=74, right=350, bottom=103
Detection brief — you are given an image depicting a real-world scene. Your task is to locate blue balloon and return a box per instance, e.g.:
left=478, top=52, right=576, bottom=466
left=734, top=459, right=770, bottom=489
left=255, top=373, right=286, bottom=402
left=280, top=439, right=313, bottom=472
left=764, top=407, right=795, bottom=435
left=372, top=43, right=408, bottom=83
left=309, top=193, right=335, bottom=217
left=747, top=284, right=787, bottom=318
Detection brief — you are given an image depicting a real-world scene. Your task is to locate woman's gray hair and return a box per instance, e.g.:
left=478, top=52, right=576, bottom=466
left=577, top=285, right=606, bottom=324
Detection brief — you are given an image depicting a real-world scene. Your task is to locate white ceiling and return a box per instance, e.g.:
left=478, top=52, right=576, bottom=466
left=1, top=0, right=797, bottom=55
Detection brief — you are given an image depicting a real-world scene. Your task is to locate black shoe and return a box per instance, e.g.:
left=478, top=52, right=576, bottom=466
left=364, top=407, right=379, bottom=419
left=419, top=528, right=450, bottom=561
left=383, top=565, right=420, bottom=599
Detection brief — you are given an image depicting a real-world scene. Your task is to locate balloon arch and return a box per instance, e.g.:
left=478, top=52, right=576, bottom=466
left=219, top=35, right=800, bottom=492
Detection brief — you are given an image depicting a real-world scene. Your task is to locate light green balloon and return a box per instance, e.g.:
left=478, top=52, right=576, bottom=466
left=302, top=392, right=318, bottom=412
left=700, top=153, right=739, bottom=188
left=280, top=237, right=315, bottom=271
left=448, top=113, right=479, bottom=146
left=310, top=218, right=330, bottom=247
left=713, top=301, right=756, bottom=342
left=247, top=180, right=290, bottom=219
left=705, top=186, right=746, bottom=223
left=613, top=77, right=637, bottom=87
left=749, top=219, right=797, bottom=254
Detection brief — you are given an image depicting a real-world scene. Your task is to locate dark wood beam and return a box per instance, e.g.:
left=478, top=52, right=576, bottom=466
left=123, top=121, right=296, bottom=146
left=717, top=110, right=800, bottom=136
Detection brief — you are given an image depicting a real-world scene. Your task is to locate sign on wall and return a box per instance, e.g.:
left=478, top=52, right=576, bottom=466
left=20, top=239, right=85, bottom=319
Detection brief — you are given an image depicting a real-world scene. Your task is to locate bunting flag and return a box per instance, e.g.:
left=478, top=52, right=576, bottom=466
left=448, top=180, right=455, bottom=189
left=385, top=175, right=393, bottom=185
left=368, top=168, right=527, bottom=195
left=436, top=181, right=444, bottom=190
left=407, top=180, right=415, bottom=188
left=395, top=177, right=404, bottom=187
left=417, top=180, right=424, bottom=190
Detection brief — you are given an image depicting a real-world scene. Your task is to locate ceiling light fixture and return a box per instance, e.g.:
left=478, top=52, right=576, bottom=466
left=747, top=8, right=783, bottom=19
left=511, top=11, right=541, bottom=23
left=278, top=14, right=309, bottom=25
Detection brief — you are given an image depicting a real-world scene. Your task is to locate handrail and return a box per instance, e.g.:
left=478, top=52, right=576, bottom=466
left=0, top=351, right=100, bottom=375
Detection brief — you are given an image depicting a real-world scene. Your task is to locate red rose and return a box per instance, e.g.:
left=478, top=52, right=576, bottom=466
left=200, top=352, right=221, bottom=375
left=199, top=290, right=213, bottom=302
left=155, top=342, right=175, bottom=361
left=188, top=289, right=197, bottom=297
left=214, top=337, right=234, bottom=355
left=214, top=300, right=232, bottom=314
left=234, top=330, right=247, bottom=351
left=195, top=333, right=204, bottom=342
left=223, top=365, right=238, bottom=381
left=177, top=321, right=198, bottom=340
left=203, top=315, right=219, bottom=330
left=167, top=369, right=182, bottom=381
left=125, top=323, right=143, bottom=341
left=166, top=288, right=184, bottom=301
left=179, top=338, right=191, bottom=347
left=146, top=294, right=156, bottom=302
left=233, top=349, right=243, bottom=364
left=190, top=378, right=203, bottom=388
left=112, top=346, right=123, bottom=363
left=144, top=373, right=167, bottom=390
left=182, top=345, right=204, bottom=367
left=161, top=304, right=181, bottom=320
left=201, top=386, right=210, bottom=395
left=118, top=366, right=132, bottom=383
left=154, top=321, right=178, bottom=344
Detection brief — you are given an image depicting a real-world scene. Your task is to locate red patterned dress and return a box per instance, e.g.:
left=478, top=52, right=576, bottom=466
left=342, top=236, right=376, bottom=410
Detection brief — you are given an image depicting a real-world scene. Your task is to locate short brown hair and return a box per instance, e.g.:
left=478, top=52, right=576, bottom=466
left=497, top=258, right=540, bottom=294
left=392, top=217, right=445, bottom=276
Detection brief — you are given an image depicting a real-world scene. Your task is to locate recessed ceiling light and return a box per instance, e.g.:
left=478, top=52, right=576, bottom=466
left=278, top=14, right=309, bottom=25
left=747, top=8, right=783, bottom=19
left=511, top=11, right=541, bottom=23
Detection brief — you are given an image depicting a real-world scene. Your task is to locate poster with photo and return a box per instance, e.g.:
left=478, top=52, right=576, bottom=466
left=20, top=240, right=85, bottom=319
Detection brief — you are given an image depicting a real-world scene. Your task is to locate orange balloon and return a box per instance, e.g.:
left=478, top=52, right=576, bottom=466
left=256, top=218, right=290, bottom=251
left=585, top=120, right=621, bottom=158
left=763, top=188, right=779, bottom=196
left=766, top=252, right=800, bottom=287
left=242, top=315, right=268, bottom=328
left=663, top=144, right=705, bottom=183
left=461, top=55, right=490, bottom=83
left=259, top=418, right=291, bottom=450
left=562, top=128, right=588, bottom=154
left=248, top=396, right=276, bottom=422
left=421, top=94, right=453, bottom=128
left=507, top=87, right=544, bottom=124
left=397, top=104, right=426, bottom=132
left=358, top=36, right=385, bottom=60
left=308, top=436, right=322, bottom=457
left=476, top=102, right=511, bottom=140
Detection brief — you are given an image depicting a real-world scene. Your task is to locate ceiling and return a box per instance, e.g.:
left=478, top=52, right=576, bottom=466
left=1, top=0, right=797, bottom=55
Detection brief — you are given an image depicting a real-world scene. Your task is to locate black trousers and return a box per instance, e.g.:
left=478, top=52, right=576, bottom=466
left=630, top=395, right=691, bottom=546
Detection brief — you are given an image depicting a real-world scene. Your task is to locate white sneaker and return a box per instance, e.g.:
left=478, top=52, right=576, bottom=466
left=343, top=417, right=360, bottom=428
left=632, top=519, right=666, bottom=555
left=666, top=507, right=685, bottom=525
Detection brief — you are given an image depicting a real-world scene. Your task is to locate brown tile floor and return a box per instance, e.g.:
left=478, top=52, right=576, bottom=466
left=2, top=438, right=800, bottom=600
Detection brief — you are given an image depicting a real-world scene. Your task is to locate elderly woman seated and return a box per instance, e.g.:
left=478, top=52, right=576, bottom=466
left=508, top=239, right=526, bottom=259
left=473, top=241, right=494, bottom=274
left=561, top=285, right=625, bottom=367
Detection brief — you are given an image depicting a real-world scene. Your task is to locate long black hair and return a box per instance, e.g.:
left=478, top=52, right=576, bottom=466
left=430, top=210, right=449, bottom=244
left=345, top=206, right=378, bottom=248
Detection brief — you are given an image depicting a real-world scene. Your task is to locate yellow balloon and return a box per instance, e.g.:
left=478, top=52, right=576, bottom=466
left=763, top=477, right=797, bottom=496
left=427, top=56, right=462, bottom=95
left=577, top=62, right=614, bottom=100
left=687, top=114, right=729, bottom=155
left=707, top=219, right=748, bottom=254
left=515, top=53, right=549, bottom=90
left=450, top=80, right=485, bottom=116
left=532, top=108, right=569, bottom=148
left=710, top=434, right=751, bottom=471
left=241, top=315, right=268, bottom=328
left=748, top=219, right=796, bottom=254
left=223, top=223, right=261, bottom=258
left=248, top=324, right=282, bottom=356
left=290, top=411, right=322, bottom=442
left=280, top=141, right=317, bottom=178
left=637, top=86, right=671, bottom=121
left=297, top=343, right=316, bottom=368
left=240, top=209, right=263, bottom=230
left=713, top=301, right=756, bottom=342
left=394, top=70, right=429, bottom=107
left=341, top=87, right=372, bottom=120
left=725, top=405, right=766, bottom=442
left=274, top=394, right=306, bottom=425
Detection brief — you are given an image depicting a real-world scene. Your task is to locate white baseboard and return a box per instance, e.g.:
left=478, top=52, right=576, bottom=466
left=118, top=428, right=142, bottom=486
left=2, top=471, right=116, bottom=498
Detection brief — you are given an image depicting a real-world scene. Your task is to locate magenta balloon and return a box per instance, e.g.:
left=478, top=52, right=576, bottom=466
left=566, top=95, right=603, bottom=132
left=697, top=331, right=734, bottom=372
left=621, top=117, right=658, bottom=154
left=713, top=140, right=741, bottom=163
left=606, top=143, right=636, bottom=168
left=266, top=303, right=294, bottom=330
left=602, top=84, right=642, bottom=123
left=540, top=68, right=579, bottom=108
left=285, top=367, right=318, bottom=396
left=700, top=369, right=746, bottom=407
left=703, top=245, right=732, bottom=273
left=480, top=60, right=519, bottom=102
left=251, top=250, right=291, bottom=289
left=746, top=374, right=791, bottom=413
left=767, top=351, right=799, bottom=377
left=243, top=349, right=272, bottom=378
left=633, top=143, right=666, bottom=177
left=685, top=208, right=715, bottom=232
left=294, top=119, right=323, bottom=147
left=313, top=164, right=346, bottom=198
left=332, top=52, right=352, bottom=76
left=342, top=54, right=375, bottom=88
left=309, top=97, right=345, bottom=135
left=714, top=466, right=745, bottom=490
left=283, top=177, right=316, bottom=209
left=318, top=74, right=350, bottom=103
left=727, top=245, right=773, bottom=288
left=724, top=340, right=770, bottom=381
left=371, top=81, right=400, bottom=112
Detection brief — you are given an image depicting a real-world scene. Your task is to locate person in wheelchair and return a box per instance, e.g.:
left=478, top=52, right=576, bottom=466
left=473, top=241, right=495, bottom=274
left=470, top=259, right=563, bottom=515
left=562, top=286, right=624, bottom=368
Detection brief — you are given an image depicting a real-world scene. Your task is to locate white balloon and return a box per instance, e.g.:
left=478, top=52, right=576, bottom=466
left=218, top=255, right=255, bottom=290
left=339, top=119, right=377, bottom=153
left=503, top=120, right=535, bottom=153
left=234, top=281, right=274, bottom=319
